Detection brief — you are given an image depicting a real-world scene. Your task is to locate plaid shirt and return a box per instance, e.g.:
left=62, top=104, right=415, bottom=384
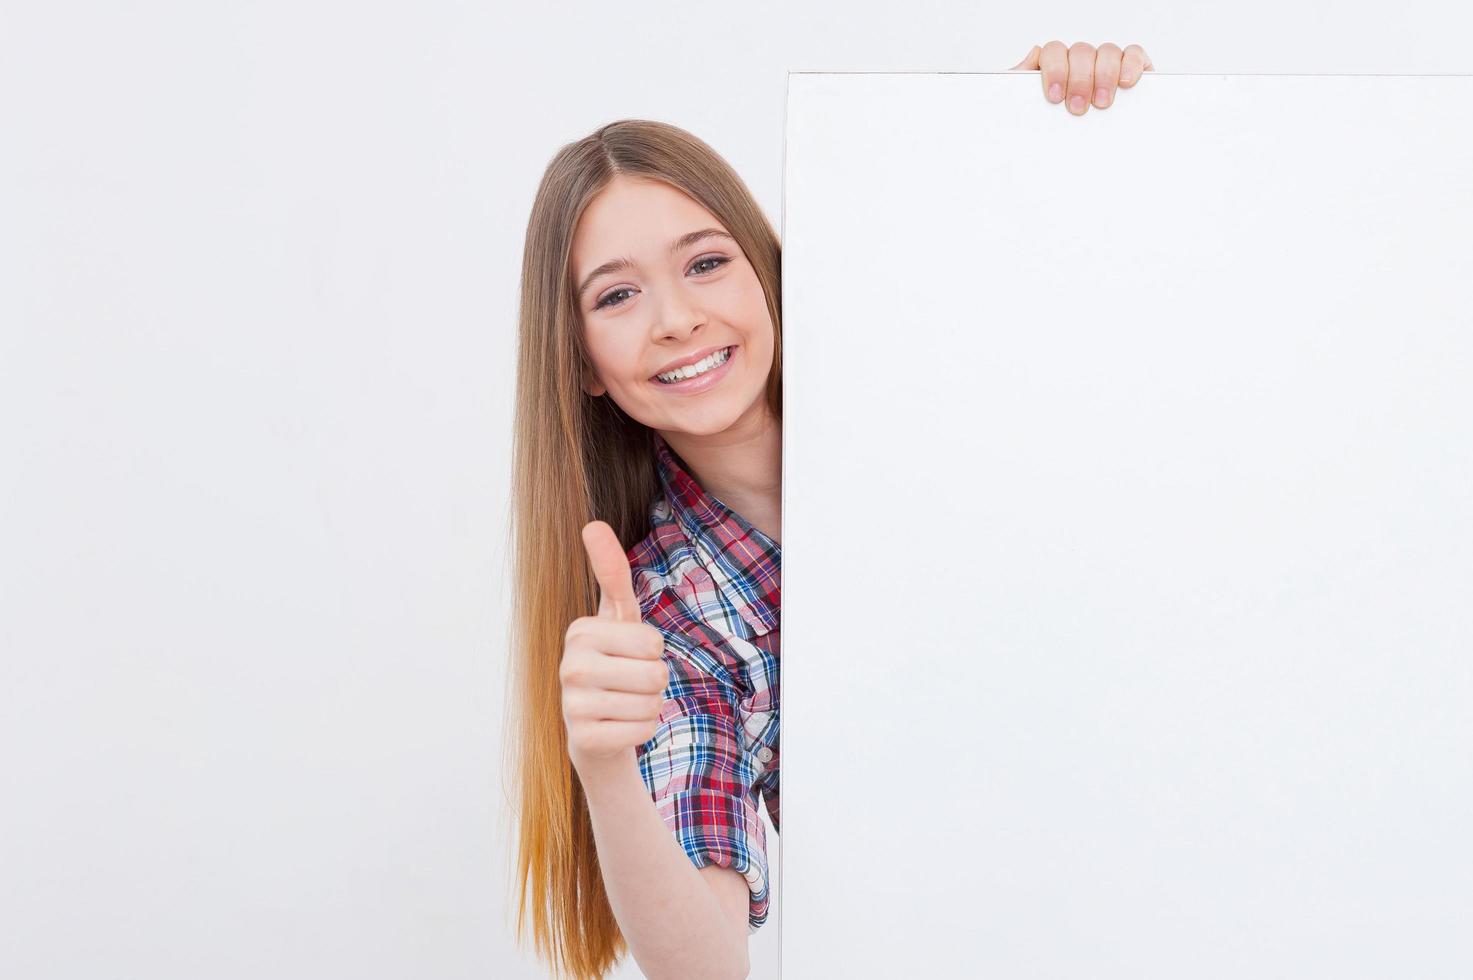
left=627, top=432, right=781, bottom=935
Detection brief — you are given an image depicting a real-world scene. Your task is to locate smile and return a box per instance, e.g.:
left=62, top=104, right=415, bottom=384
left=652, top=345, right=737, bottom=393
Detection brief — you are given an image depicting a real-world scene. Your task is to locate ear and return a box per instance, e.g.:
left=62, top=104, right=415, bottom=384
left=581, top=365, right=607, bottom=398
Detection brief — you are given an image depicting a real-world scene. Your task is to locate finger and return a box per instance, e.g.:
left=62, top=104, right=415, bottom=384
left=1066, top=41, right=1096, bottom=115
left=1009, top=44, right=1041, bottom=71
left=1119, top=44, right=1153, bottom=88
left=1093, top=43, right=1123, bottom=108
left=578, top=689, right=666, bottom=723
left=574, top=720, right=659, bottom=756
left=580, top=652, right=666, bottom=698
left=581, top=520, right=641, bottom=623
left=1039, top=40, right=1068, bottom=104
left=569, top=618, right=666, bottom=666
left=581, top=650, right=668, bottom=696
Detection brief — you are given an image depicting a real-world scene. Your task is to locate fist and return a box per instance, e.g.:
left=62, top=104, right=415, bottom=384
left=560, top=520, right=670, bottom=775
left=1010, top=41, right=1155, bottom=115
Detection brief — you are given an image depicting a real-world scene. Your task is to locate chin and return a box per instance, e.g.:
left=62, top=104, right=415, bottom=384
left=675, top=391, right=770, bottom=439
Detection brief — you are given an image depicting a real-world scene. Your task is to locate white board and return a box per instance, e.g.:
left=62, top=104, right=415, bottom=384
left=780, top=72, right=1473, bottom=978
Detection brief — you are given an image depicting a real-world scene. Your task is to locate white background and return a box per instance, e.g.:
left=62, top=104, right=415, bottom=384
left=1, top=2, right=1471, bottom=978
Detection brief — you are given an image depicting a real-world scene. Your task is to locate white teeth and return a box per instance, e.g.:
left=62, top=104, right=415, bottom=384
left=657, top=346, right=730, bottom=383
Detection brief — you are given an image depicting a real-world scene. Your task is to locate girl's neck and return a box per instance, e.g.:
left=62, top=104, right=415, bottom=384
left=659, top=411, right=782, bottom=546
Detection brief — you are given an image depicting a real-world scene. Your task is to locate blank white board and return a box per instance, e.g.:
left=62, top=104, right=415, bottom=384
left=780, top=72, right=1473, bottom=978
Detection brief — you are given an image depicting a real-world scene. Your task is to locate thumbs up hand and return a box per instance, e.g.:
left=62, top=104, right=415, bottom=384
left=560, top=520, right=670, bottom=779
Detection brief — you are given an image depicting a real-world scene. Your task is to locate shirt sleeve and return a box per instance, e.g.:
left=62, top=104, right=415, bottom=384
left=634, top=627, right=771, bottom=935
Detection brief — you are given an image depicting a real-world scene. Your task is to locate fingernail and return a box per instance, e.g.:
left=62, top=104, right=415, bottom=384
left=1095, top=87, right=1110, bottom=106
left=1048, top=82, right=1062, bottom=102
left=1068, top=94, right=1085, bottom=113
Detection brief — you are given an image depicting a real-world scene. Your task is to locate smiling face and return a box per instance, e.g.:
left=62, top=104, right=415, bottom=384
left=572, top=174, right=775, bottom=438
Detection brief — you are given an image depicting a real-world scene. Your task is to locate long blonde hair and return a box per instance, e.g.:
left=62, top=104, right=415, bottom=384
left=502, top=118, right=783, bottom=980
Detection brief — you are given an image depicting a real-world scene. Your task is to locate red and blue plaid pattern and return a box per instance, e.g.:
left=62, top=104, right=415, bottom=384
left=627, top=432, right=780, bottom=934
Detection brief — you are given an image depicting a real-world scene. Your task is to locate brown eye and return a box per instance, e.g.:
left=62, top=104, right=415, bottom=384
left=690, top=256, right=729, bottom=275
left=593, top=287, right=633, bottom=311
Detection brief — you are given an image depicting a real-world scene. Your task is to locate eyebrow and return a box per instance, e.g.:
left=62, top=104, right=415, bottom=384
left=577, top=228, right=735, bottom=300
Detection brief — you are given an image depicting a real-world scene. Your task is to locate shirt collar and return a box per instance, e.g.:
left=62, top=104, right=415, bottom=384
left=653, top=432, right=781, bottom=636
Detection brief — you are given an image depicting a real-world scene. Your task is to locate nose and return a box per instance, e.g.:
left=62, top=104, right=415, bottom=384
left=653, top=286, right=706, bottom=343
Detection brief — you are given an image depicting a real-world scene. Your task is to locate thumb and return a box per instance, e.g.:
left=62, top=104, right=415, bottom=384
left=1009, top=45, right=1041, bottom=71
left=581, top=520, right=641, bottom=623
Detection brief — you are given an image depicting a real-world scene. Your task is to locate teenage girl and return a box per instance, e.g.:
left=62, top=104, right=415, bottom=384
left=507, top=40, right=1156, bottom=980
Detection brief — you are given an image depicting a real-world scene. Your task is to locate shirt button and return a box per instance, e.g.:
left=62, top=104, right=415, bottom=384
left=756, top=747, right=773, bottom=763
